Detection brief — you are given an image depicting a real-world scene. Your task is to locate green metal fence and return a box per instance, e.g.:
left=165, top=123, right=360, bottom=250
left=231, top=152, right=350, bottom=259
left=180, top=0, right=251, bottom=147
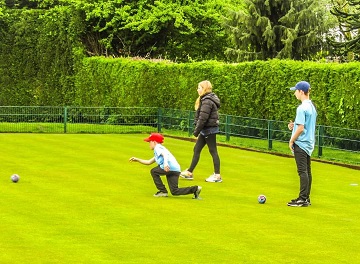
left=1, top=106, right=359, bottom=165
left=0, top=106, right=159, bottom=134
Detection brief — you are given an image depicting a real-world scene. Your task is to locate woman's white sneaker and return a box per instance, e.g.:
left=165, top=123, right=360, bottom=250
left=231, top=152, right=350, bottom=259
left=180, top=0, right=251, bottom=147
left=205, top=174, right=222, bottom=183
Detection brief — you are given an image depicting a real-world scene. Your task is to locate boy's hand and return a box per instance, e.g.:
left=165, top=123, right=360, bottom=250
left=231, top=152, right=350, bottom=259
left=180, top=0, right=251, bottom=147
left=164, top=164, right=170, bottom=172
left=129, top=157, right=138, bottom=162
left=288, top=120, right=294, bottom=130
left=289, top=141, right=294, bottom=154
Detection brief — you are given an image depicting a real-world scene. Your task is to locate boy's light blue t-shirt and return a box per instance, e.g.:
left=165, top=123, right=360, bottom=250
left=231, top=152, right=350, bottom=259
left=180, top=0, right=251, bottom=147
left=153, top=144, right=181, bottom=172
left=293, top=99, right=317, bottom=156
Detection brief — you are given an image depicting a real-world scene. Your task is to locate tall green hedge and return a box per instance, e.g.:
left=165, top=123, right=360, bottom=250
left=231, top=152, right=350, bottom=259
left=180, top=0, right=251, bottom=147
left=74, top=58, right=360, bottom=129
left=0, top=6, right=84, bottom=106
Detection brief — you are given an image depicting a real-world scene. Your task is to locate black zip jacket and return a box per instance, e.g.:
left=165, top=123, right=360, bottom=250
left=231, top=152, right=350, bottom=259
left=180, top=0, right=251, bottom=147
left=193, top=92, right=221, bottom=137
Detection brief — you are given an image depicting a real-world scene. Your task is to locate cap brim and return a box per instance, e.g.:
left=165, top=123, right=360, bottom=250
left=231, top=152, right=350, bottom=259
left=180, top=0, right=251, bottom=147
left=144, top=138, right=151, bottom=142
left=289, top=87, right=297, bottom=91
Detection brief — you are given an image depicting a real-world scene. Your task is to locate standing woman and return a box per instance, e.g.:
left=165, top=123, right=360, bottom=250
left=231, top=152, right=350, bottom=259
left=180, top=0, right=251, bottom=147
left=180, top=80, right=222, bottom=182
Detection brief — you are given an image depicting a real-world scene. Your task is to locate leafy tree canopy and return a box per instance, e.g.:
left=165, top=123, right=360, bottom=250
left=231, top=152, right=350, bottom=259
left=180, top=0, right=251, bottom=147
left=3, top=0, right=239, bottom=62
left=224, top=0, right=335, bottom=61
left=329, top=0, right=360, bottom=60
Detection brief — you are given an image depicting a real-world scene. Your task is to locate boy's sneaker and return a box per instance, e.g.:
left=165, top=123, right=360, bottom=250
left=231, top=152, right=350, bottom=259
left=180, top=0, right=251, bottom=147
left=205, top=173, right=222, bottom=183
left=180, top=169, right=193, bottom=180
left=193, top=186, right=202, bottom=199
left=306, top=198, right=311, bottom=206
left=287, top=198, right=308, bottom=207
left=153, top=191, right=168, bottom=197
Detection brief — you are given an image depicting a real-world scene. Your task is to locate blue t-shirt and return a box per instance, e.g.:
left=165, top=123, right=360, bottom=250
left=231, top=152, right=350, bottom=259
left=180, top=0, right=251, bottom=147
left=292, top=100, right=317, bottom=156
left=153, top=144, right=181, bottom=172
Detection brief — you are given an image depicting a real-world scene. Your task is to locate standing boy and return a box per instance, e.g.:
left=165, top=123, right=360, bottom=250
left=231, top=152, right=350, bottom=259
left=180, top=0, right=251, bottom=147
left=129, top=133, right=202, bottom=199
left=287, top=81, right=317, bottom=207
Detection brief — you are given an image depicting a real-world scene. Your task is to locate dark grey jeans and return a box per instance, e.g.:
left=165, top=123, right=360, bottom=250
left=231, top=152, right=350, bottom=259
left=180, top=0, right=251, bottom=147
left=150, top=166, right=198, bottom=195
left=293, top=144, right=312, bottom=200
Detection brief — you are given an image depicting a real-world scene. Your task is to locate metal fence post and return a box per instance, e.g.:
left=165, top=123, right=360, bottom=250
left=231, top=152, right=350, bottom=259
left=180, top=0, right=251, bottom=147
left=64, top=106, right=68, bottom=133
left=318, top=125, right=324, bottom=157
left=157, top=108, right=162, bottom=133
left=188, top=111, right=194, bottom=137
left=267, top=120, right=273, bottom=150
left=225, top=115, right=231, bottom=141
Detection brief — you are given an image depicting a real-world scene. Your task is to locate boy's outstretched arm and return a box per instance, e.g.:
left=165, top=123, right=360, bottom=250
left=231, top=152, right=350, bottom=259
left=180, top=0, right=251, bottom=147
left=129, top=157, right=155, bottom=165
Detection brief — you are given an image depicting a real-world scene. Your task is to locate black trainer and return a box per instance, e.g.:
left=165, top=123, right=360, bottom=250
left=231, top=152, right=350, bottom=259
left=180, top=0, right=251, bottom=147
left=193, top=186, right=202, bottom=199
left=287, top=198, right=309, bottom=207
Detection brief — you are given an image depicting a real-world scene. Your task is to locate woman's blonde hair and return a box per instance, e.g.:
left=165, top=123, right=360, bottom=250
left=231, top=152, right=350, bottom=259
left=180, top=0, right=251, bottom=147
left=195, top=80, right=212, bottom=110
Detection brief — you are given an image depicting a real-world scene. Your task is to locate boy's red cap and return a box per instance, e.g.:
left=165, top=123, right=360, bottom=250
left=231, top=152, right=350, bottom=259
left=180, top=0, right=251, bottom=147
left=144, top=133, right=164, bottom=143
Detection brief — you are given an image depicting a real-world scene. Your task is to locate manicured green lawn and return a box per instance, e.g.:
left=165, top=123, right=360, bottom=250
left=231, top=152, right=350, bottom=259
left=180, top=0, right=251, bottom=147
left=1, top=134, right=359, bottom=263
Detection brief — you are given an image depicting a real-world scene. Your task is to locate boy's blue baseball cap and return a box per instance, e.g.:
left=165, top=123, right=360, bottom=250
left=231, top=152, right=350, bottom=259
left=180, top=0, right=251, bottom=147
left=290, top=81, right=310, bottom=92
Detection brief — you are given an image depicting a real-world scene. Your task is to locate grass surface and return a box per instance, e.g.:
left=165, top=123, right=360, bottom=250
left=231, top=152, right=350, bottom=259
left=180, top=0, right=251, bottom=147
left=1, top=134, right=359, bottom=263
left=164, top=129, right=360, bottom=166
left=1, top=123, right=359, bottom=166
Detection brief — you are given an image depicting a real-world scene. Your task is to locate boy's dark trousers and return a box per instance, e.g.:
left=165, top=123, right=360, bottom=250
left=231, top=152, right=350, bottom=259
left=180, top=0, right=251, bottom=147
left=293, top=144, right=312, bottom=200
left=150, top=166, right=198, bottom=195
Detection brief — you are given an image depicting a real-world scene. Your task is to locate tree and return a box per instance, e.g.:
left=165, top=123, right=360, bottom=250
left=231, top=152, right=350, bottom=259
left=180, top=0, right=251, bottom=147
left=121, top=0, right=230, bottom=61
left=224, top=0, right=334, bottom=61
left=2, top=0, right=243, bottom=62
left=16, top=0, right=235, bottom=62
left=329, top=0, right=360, bottom=60
left=74, top=0, right=232, bottom=62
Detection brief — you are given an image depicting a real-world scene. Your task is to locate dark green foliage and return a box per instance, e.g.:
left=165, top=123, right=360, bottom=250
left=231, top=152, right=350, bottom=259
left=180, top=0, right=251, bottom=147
left=0, top=6, right=84, bottom=106
left=5, top=0, right=61, bottom=9
left=329, top=0, right=360, bottom=60
left=224, top=0, right=334, bottom=61
left=0, top=0, right=238, bottom=63
left=5, top=0, right=38, bottom=9
left=75, top=0, right=230, bottom=62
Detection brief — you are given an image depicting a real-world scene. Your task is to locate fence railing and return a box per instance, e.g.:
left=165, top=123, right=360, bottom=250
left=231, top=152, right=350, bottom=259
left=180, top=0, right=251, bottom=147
left=0, top=106, right=359, bottom=165
left=0, top=106, right=159, bottom=134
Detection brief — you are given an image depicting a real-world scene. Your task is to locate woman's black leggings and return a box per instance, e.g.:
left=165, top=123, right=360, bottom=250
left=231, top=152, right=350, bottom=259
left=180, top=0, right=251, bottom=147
left=188, top=133, right=220, bottom=174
